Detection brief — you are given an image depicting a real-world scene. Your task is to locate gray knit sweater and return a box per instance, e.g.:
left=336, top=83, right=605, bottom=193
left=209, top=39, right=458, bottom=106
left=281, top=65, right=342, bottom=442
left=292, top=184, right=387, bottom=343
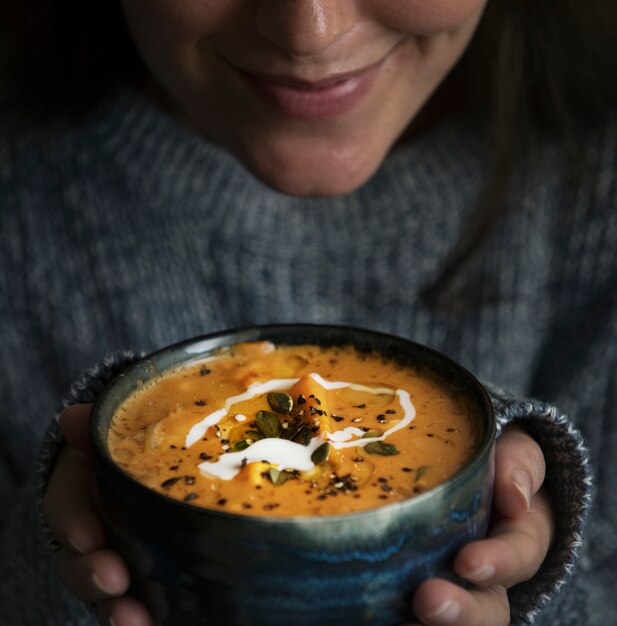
left=0, top=89, right=615, bottom=625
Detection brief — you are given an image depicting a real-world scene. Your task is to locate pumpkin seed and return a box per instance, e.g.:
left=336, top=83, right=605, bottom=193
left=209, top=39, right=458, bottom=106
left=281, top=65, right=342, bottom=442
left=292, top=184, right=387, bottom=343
left=267, top=467, right=289, bottom=486
left=245, top=430, right=264, bottom=441
left=362, top=429, right=383, bottom=439
left=256, top=411, right=282, bottom=438
left=232, top=439, right=250, bottom=452
left=311, top=442, right=331, bottom=465
left=415, top=465, right=430, bottom=481
left=267, top=392, right=293, bottom=415
left=281, top=422, right=303, bottom=440
left=364, top=441, right=399, bottom=456
left=292, top=423, right=312, bottom=446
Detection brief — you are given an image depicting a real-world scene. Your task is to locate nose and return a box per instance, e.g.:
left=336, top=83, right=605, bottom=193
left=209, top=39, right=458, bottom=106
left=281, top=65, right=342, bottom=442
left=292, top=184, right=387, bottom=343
left=255, top=0, right=357, bottom=57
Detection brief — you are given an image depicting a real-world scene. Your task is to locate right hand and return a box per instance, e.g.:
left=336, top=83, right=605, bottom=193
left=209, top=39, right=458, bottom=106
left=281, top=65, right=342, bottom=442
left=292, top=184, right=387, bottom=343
left=42, top=404, right=157, bottom=626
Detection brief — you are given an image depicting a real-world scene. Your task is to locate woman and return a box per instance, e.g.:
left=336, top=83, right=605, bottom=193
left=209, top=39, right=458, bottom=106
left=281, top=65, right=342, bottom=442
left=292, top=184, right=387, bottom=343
left=1, top=1, right=615, bottom=625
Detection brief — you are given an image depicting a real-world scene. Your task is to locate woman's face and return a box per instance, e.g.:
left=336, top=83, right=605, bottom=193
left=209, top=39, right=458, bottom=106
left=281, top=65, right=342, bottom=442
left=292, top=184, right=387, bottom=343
left=120, top=0, right=487, bottom=196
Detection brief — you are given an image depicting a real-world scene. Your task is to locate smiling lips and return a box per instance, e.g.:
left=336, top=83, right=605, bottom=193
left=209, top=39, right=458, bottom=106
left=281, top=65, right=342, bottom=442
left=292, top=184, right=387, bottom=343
left=236, top=59, right=386, bottom=121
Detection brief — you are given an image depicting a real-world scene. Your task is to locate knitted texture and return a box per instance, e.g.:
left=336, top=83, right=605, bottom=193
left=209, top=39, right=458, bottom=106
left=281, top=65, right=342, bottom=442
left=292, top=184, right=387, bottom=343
left=35, top=352, right=143, bottom=553
left=1, top=89, right=616, bottom=624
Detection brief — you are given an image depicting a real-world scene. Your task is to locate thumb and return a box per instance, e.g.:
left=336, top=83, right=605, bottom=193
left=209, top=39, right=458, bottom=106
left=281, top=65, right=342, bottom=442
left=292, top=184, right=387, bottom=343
left=493, top=424, right=546, bottom=519
left=58, top=403, right=93, bottom=455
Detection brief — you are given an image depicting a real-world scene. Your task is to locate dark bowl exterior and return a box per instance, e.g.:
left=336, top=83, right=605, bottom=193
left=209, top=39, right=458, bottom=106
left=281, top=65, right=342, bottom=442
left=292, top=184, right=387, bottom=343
left=91, top=324, right=495, bottom=626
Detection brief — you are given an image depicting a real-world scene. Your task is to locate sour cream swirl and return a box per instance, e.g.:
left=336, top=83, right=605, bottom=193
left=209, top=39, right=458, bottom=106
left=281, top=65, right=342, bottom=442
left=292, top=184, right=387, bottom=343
left=187, top=373, right=416, bottom=481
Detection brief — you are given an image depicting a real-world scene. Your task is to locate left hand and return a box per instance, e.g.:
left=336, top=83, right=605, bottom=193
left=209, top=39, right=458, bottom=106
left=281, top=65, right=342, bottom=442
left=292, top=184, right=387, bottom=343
left=403, top=424, right=554, bottom=626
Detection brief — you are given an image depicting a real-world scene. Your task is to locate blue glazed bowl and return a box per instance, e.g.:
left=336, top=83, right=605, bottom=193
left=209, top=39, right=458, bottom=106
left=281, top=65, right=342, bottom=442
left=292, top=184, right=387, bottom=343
left=91, top=324, right=495, bottom=626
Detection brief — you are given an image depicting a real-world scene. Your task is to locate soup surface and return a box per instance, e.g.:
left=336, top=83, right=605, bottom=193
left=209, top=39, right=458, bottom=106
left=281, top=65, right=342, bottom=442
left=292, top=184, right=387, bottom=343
left=108, top=342, right=479, bottom=516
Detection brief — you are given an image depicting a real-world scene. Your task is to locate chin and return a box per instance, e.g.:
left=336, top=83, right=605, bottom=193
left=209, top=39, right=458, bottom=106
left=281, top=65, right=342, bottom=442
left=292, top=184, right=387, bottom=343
left=230, top=134, right=389, bottom=198
left=248, top=165, right=378, bottom=198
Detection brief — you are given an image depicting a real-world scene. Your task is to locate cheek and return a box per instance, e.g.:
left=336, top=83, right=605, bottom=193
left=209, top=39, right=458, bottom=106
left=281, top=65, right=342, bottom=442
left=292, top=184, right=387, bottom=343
left=120, top=0, right=242, bottom=46
left=369, top=0, right=488, bottom=35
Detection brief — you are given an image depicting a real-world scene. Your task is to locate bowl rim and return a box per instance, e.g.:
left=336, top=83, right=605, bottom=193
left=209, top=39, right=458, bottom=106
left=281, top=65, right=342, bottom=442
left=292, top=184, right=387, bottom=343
left=91, top=323, right=496, bottom=525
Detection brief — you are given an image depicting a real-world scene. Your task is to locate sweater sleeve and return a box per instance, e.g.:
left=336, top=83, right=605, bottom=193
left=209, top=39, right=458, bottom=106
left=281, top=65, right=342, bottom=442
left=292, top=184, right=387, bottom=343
left=485, top=385, right=592, bottom=626
left=35, top=351, right=143, bottom=551
left=0, top=352, right=141, bottom=626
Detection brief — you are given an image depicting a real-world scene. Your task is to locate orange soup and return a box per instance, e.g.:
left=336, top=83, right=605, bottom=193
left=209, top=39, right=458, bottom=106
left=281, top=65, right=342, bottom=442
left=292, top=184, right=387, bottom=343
left=108, top=342, right=479, bottom=516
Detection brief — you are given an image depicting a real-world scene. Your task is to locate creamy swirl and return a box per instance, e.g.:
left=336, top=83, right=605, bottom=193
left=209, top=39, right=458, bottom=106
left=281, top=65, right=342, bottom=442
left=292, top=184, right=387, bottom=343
left=189, top=373, right=416, bottom=481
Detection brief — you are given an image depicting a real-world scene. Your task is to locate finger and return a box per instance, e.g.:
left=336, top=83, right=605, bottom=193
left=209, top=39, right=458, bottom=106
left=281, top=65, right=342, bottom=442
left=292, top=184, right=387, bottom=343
left=455, top=489, right=554, bottom=588
left=55, top=548, right=130, bottom=602
left=42, top=445, right=105, bottom=553
left=412, top=578, right=509, bottom=626
left=59, top=403, right=93, bottom=454
left=494, top=425, right=546, bottom=518
left=98, top=596, right=158, bottom=626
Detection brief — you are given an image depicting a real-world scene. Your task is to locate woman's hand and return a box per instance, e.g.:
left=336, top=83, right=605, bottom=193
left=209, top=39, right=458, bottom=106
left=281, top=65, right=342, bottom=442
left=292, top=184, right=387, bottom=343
left=404, top=425, right=554, bottom=626
left=42, top=404, right=156, bottom=626
left=43, top=409, right=552, bottom=626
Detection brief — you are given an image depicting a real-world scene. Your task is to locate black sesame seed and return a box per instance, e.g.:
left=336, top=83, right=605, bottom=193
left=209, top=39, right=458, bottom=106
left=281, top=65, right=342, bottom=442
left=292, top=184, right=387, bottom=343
left=199, top=452, right=212, bottom=460
left=385, top=409, right=396, bottom=414
left=161, top=477, right=181, bottom=488
left=199, top=368, right=211, bottom=376
left=217, top=498, right=227, bottom=506
left=184, top=476, right=196, bottom=485
left=401, top=467, right=413, bottom=472
left=195, top=400, right=207, bottom=406
left=381, top=484, right=393, bottom=492
left=297, top=395, right=306, bottom=405
left=169, top=465, right=179, bottom=471
left=183, top=493, right=198, bottom=503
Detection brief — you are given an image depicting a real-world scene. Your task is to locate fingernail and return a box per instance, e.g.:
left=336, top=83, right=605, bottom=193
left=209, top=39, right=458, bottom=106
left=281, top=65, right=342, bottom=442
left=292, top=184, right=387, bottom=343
left=92, top=572, right=118, bottom=595
left=511, top=469, right=531, bottom=511
left=427, top=599, right=460, bottom=623
left=465, top=563, right=495, bottom=582
left=67, top=536, right=88, bottom=555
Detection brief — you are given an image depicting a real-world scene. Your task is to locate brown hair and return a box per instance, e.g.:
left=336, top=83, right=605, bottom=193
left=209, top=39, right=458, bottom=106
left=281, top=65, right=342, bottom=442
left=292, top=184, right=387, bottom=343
left=422, top=0, right=617, bottom=306
left=2, top=0, right=616, bottom=305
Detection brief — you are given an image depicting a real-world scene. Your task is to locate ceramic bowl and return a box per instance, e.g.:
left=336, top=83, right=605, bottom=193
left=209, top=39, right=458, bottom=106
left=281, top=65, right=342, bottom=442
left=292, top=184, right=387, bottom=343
left=91, top=324, right=495, bottom=626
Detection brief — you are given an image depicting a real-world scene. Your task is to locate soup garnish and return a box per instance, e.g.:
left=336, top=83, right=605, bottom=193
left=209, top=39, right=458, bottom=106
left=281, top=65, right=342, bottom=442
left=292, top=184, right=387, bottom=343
left=108, top=342, right=478, bottom=516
